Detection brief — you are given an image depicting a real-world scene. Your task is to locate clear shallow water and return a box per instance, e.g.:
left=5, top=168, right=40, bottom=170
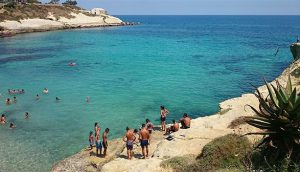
left=0, top=15, right=299, bottom=171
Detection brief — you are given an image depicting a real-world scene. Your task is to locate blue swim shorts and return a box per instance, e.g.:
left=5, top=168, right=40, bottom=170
left=96, top=140, right=102, bottom=149
left=140, top=140, right=149, bottom=148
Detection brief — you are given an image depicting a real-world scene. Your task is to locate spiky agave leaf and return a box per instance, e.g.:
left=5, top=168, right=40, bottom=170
left=286, top=75, right=293, bottom=96
left=265, top=78, right=279, bottom=108
left=245, top=75, right=300, bottom=161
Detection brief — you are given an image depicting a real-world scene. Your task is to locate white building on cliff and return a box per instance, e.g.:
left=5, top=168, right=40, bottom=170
left=91, top=8, right=107, bottom=15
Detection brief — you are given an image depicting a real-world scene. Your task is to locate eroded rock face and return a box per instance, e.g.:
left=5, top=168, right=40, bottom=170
left=0, top=10, right=123, bottom=35
left=290, top=42, right=300, bottom=60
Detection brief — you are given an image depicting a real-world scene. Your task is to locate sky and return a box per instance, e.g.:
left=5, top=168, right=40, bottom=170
left=41, top=0, right=300, bottom=15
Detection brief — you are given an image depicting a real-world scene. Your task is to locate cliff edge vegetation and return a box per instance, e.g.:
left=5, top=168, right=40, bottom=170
left=0, top=3, right=84, bottom=22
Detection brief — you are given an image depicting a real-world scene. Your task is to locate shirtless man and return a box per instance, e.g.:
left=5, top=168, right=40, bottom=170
left=139, top=124, right=150, bottom=159
left=94, top=122, right=102, bottom=156
left=0, top=114, right=6, bottom=124
left=180, top=113, right=191, bottom=129
left=123, top=127, right=136, bottom=160
left=102, top=128, right=110, bottom=157
left=165, top=119, right=179, bottom=135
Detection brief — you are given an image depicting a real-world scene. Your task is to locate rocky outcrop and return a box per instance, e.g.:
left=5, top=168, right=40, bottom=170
left=52, top=60, right=300, bottom=172
left=0, top=10, right=123, bottom=36
left=290, top=42, right=300, bottom=60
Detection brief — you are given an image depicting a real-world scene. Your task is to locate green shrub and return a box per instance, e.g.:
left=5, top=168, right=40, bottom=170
left=4, top=1, right=16, bottom=8
left=184, top=134, right=252, bottom=172
left=161, top=134, right=252, bottom=172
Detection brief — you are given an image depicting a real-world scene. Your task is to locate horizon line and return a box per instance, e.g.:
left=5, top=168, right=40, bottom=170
left=112, top=14, right=300, bottom=16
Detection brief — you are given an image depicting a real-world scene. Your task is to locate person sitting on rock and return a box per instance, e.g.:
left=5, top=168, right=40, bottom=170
left=165, top=119, right=179, bottom=135
left=180, top=113, right=191, bottom=129
left=145, top=119, right=154, bottom=134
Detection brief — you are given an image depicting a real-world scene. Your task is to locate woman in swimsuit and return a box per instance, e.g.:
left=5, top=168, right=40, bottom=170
left=160, top=106, right=169, bottom=131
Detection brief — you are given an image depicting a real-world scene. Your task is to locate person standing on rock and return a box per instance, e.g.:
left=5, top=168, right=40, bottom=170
left=123, top=127, right=136, bottom=160
left=160, top=106, right=169, bottom=131
left=139, top=124, right=150, bottom=159
left=94, top=122, right=102, bottom=156
left=89, top=131, right=94, bottom=150
left=102, top=128, right=109, bottom=157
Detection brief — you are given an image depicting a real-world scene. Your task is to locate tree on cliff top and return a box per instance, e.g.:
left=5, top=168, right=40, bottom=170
left=27, top=0, right=41, bottom=3
left=49, top=0, right=59, bottom=4
left=62, top=0, right=77, bottom=6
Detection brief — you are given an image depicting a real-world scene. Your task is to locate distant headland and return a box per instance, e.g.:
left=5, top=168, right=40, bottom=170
left=0, top=0, right=135, bottom=37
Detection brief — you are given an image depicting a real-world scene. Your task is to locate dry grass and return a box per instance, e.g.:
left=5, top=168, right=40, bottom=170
left=0, top=4, right=81, bottom=22
left=227, top=116, right=250, bottom=129
left=160, top=155, right=197, bottom=172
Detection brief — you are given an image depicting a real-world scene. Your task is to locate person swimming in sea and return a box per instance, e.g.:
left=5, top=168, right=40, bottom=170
left=36, top=94, right=40, bottom=100
left=86, top=96, right=90, bottom=102
left=43, top=88, right=49, bottom=94
left=13, top=96, right=17, bottom=103
left=25, top=112, right=29, bottom=119
left=6, top=98, right=12, bottom=105
left=0, top=114, right=6, bottom=124
left=9, top=122, right=16, bottom=128
left=56, top=97, right=61, bottom=101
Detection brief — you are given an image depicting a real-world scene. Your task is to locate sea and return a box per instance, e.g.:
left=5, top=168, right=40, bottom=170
left=0, top=15, right=299, bottom=172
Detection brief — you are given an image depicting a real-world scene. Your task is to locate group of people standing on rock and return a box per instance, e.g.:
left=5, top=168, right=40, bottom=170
left=96, top=105, right=191, bottom=160
left=123, top=118, right=154, bottom=160
left=89, top=122, right=110, bottom=157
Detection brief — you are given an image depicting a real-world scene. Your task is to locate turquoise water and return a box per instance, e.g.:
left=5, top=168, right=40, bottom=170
left=0, top=15, right=299, bottom=171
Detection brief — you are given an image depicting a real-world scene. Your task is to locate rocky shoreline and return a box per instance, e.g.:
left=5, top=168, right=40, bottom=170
left=0, top=23, right=122, bottom=37
left=51, top=59, right=298, bottom=171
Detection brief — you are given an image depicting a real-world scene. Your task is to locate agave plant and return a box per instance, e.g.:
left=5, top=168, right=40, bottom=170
left=245, top=76, right=300, bottom=161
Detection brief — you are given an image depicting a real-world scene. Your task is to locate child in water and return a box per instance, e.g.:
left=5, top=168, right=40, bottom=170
left=89, top=131, right=94, bottom=150
left=10, top=122, right=16, bottom=128
left=25, top=112, right=29, bottom=119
